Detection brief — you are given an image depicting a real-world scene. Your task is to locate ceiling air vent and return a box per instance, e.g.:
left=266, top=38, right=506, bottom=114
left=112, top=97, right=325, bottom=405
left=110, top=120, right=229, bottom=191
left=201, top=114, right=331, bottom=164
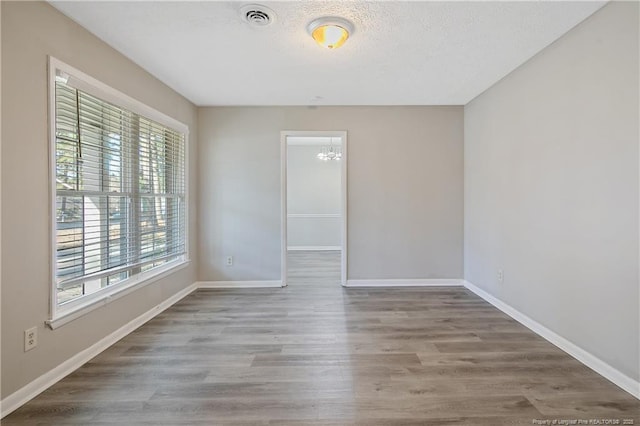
left=241, top=4, right=275, bottom=27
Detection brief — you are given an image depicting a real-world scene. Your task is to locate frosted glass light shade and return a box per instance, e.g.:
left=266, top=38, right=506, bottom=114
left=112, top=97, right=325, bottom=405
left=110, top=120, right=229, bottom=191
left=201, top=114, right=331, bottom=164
left=308, top=17, right=354, bottom=50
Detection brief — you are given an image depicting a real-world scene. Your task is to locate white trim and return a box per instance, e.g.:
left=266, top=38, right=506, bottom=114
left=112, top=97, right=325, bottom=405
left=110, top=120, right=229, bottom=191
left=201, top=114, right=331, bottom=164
left=345, top=279, right=464, bottom=287
left=48, top=56, right=56, bottom=320
left=196, top=280, right=282, bottom=288
left=287, top=246, right=341, bottom=251
left=340, top=135, right=348, bottom=287
left=5, top=278, right=637, bottom=418
left=287, top=213, right=341, bottom=218
left=47, top=56, right=190, bottom=323
left=48, top=57, right=187, bottom=133
left=280, top=133, right=288, bottom=287
left=463, top=280, right=640, bottom=400
left=46, top=261, right=190, bottom=330
left=0, top=283, right=198, bottom=418
left=281, top=130, right=348, bottom=288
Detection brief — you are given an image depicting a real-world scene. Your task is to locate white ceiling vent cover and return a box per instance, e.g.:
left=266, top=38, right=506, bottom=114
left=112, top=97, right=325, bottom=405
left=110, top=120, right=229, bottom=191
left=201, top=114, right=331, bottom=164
left=241, top=4, right=275, bottom=27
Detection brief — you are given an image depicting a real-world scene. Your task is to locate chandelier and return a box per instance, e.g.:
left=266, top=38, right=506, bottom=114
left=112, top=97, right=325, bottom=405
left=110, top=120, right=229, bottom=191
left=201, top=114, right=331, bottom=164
left=317, top=138, right=342, bottom=161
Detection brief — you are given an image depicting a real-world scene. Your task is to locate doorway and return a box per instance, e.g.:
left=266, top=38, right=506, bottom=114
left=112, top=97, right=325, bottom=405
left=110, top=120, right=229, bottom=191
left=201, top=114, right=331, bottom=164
left=281, top=131, right=347, bottom=287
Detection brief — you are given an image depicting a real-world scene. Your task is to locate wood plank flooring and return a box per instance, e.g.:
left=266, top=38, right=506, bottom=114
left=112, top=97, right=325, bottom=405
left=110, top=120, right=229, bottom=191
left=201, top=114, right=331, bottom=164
left=4, top=250, right=638, bottom=424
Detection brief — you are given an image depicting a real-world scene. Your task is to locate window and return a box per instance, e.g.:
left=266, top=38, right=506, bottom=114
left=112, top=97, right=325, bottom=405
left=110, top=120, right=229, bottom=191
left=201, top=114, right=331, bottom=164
left=49, top=58, right=188, bottom=322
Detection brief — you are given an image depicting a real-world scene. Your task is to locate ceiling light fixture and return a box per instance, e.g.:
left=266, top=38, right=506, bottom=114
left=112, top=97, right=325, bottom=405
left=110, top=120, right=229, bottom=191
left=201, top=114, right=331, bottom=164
left=317, top=138, right=342, bottom=161
left=307, top=17, right=354, bottom=50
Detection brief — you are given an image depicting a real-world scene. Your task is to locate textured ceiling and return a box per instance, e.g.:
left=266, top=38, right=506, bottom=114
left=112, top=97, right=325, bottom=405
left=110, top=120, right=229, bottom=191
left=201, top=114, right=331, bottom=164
left=50, top=1, right=605, bottom=106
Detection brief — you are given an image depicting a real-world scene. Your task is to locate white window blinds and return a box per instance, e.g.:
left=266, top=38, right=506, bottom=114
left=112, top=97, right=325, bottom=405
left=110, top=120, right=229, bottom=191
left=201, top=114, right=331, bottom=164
left=54, top=78, right=186, bottom=307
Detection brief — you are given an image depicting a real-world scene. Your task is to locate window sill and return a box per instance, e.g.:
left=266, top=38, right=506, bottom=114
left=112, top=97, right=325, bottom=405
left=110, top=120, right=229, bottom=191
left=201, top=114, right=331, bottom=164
left=46, top=260, right=190, bottom=330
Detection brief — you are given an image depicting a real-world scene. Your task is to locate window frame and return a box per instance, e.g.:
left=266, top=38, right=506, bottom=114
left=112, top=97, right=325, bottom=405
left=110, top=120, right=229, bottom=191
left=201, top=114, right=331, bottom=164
left=47, top=56, right=190, bottom=329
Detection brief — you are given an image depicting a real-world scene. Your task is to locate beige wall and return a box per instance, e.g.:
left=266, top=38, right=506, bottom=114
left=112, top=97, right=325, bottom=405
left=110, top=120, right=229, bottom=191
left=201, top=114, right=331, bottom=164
left=287, top=145, right=342, bottom=248
left=1, top=2, right=198, bottom=398
left=464, top=1, right=639, bottom=381
left=287, top=145, right=342, bottom=215
left=198, top=106, right=464, bottom=282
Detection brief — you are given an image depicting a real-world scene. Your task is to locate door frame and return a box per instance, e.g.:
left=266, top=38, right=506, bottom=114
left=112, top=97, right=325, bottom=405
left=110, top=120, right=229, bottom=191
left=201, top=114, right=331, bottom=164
left=280, top=130, right=348, bottom=287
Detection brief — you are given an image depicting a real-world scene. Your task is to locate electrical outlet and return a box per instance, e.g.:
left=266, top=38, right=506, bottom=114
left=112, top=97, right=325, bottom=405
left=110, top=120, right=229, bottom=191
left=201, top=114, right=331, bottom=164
left=24, top=327, right=37, bottom=352
left=497, top=269, right=504, bottom=284
left=226, top=256, right=233, bottom=266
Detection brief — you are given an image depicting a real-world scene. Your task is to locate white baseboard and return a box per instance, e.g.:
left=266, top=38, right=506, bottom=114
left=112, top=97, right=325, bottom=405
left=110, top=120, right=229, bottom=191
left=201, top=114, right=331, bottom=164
left=197, top=280, right=283, bottom=288
left=345, top=278, right=464, bottom=287
left=5, top=278, right=637, bottom=419
left=287, top=246, right=341, bottom=251
left=463, top=280, right=640, bottom=400
left=0, top=283, right=198, bottom=418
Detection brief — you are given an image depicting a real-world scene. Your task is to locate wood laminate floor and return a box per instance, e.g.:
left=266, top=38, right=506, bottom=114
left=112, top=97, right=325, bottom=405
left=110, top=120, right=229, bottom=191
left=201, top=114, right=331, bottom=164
left=4, top=251, right=638, bottom=425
